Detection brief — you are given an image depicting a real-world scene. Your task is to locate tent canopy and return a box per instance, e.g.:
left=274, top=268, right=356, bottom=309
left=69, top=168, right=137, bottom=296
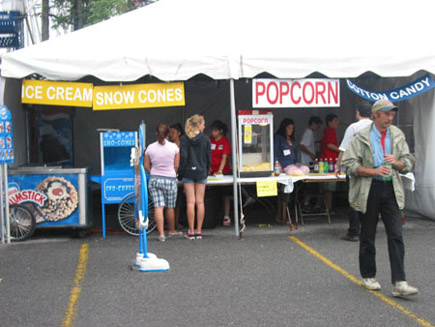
left=1, top=0, right=435, bottom=81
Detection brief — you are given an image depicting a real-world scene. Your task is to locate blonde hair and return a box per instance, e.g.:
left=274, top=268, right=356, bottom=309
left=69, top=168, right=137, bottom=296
left=185, top=114, right=204, bottom=139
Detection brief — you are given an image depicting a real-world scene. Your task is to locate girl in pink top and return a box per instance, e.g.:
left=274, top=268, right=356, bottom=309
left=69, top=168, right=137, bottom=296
left=144, top=124, right=180, bottom=241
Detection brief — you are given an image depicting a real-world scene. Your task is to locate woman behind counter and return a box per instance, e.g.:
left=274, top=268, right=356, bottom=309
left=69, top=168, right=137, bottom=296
left=209, top=120, right=232, bottom=226
left=274, top=118, right=298, bottom=223
left=144, top=123, right=181, bottom=241
left=179, top=114, right=211, bottom=240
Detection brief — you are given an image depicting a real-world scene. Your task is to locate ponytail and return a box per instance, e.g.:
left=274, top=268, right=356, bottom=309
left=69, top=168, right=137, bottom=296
left=156, top=123, right=169, bottom=144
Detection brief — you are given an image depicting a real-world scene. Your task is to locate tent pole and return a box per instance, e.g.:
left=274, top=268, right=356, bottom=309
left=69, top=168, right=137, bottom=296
left=229, top=79, right=239, bottom=236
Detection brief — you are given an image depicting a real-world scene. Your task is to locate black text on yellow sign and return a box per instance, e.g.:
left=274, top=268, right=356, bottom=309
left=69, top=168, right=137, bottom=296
left=93, top=82, right=185, bottom=110
left=256, top=180, right=278, bottom=197
left=21, top=80, right=185, bottom=110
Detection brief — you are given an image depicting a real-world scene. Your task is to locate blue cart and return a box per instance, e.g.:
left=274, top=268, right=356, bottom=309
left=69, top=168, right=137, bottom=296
left=90, top=131, right=156, bottom=238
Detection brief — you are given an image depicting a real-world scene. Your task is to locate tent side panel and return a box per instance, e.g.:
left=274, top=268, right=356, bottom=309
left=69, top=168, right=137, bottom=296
left=405, top=89, right=435, bottom=220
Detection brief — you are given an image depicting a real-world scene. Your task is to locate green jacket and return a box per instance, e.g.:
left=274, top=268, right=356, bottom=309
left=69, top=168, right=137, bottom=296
left=342, top=123, right=415, bottom=214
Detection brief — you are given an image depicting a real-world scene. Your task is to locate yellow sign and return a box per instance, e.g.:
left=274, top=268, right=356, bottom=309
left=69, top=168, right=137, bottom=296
left=22, top=80, right=93, bottom=107
left=244, top=125, right=252, bottom=144
left=21, top=80, right=185, bottom=110
left=93, top=82, right=185, bottom=110
left=256, top=180, right=278, bottom=197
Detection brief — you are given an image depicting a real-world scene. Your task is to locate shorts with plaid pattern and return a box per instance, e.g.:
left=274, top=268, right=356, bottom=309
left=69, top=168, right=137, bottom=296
left=148, top=176, right=178, bottom=208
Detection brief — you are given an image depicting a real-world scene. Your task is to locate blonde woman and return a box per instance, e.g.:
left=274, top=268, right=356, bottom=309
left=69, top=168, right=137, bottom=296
left=179, top=114, right=211, bottom=240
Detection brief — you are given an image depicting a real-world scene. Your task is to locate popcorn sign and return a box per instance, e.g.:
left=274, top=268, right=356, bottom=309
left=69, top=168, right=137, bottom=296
left=253, top=78, right=340, bottom=108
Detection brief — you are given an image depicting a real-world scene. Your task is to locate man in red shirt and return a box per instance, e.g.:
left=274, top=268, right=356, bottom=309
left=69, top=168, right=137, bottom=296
left=320, top=114, right=340, bottom=212
left=321, top=114, right=339, bottom=162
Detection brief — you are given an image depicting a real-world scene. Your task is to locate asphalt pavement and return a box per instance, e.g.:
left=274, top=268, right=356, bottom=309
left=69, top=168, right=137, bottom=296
left=1, top=204, right=434, bottom=327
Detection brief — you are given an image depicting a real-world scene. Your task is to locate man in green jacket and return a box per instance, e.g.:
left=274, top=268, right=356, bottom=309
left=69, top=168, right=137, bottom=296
left=342, top=98, right=418, bottom=297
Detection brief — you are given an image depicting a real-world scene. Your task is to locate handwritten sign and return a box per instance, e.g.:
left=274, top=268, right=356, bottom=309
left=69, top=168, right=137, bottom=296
left=256, top=180, right=277, bottom=197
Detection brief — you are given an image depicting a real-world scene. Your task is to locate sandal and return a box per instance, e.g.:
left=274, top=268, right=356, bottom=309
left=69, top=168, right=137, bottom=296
left=223, top=216, right=231, bottom=226
left=168, top=231, right=182, bottom=237
left=195, top=233, right=202, bottom=240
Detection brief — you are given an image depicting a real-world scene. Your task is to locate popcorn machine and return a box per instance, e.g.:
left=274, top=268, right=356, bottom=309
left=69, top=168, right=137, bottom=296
left=237, top=110, right=274, bottom=177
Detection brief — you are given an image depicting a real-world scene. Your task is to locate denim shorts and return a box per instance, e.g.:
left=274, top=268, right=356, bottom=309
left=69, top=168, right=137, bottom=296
left=182, top=177, right=208, bottom=184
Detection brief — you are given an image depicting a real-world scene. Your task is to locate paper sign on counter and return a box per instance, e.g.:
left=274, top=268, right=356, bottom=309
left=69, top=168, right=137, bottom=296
left=256, top=180, right=277, bottom=197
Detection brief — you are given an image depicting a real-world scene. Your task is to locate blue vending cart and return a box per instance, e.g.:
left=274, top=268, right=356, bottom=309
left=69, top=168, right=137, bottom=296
left=90, top=131, right=155, bottom=238
left=8, top=167, right=91, bottom=239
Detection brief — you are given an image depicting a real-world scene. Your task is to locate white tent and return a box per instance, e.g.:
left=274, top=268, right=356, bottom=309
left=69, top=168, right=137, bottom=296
left=1, top=0, right=435, bottom=223
left=2, top=0, right=435, bottom=81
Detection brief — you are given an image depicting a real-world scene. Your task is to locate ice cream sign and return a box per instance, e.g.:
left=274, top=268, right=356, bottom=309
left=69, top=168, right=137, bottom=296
left=21, top=80, right=185, bottom=110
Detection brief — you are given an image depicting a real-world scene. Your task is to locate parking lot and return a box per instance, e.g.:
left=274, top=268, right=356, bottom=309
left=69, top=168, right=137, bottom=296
left=1, top=206, right=434, bottom=327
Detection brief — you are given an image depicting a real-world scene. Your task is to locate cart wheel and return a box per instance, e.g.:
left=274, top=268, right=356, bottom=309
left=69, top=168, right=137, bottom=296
left=118, top=193, right=156, bottom=236
left=9, top=204, right=36, bottom=242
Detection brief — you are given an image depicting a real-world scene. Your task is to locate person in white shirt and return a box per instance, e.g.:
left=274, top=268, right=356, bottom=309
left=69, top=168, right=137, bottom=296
left=335, top=102, right=372, bottom=241
left=299, top=116, right=322, bottom=212
left=300, top=116, right=322, bottom=166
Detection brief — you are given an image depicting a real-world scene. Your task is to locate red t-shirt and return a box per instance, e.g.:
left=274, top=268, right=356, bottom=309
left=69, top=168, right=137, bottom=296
left=320, top=127, right=338, bottom=161
left=210, top=135, right=231, bottom=174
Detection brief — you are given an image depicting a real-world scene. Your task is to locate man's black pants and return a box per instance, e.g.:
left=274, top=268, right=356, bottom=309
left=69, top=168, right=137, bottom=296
left=359, top=180, right=406, bottom=284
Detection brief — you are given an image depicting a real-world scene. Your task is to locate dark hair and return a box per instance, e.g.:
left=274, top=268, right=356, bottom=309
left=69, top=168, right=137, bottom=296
left=309, top=116, right=322, bottom=126
left=170, top=123, right=184, bottom=135
left=357, top=102, right=372, bottom=118
left=276, top=118, right=295, bottom=140
left=156, top=123, right=169, bottom=144
left=325, top=114, right=337, bottom=125
left=210, top=120, right=228, bottom=136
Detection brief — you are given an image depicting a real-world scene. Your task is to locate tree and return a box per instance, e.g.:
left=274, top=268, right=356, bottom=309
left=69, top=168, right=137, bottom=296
left=49, top=0, right=157, bottom=32
left=42, top=0, right=50, bottom=41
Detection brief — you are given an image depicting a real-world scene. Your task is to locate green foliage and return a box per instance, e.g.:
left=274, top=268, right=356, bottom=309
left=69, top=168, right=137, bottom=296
left=50, top=0, right=155, bottom=31
left=87, top=0, right=134, bottom=26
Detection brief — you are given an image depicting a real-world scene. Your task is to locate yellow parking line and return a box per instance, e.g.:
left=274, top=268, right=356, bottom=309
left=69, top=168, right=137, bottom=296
left=62, top=243, right=89, bottom=327
left=289, top=236, right=434, bottom=327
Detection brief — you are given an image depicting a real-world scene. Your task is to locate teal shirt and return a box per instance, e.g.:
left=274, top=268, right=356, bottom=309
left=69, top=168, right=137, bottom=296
left=370, top=125, right=391, bottom=168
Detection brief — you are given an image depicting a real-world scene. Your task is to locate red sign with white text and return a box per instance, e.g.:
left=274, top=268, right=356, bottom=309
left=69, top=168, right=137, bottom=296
left=253, top=79, right=340, bottom=108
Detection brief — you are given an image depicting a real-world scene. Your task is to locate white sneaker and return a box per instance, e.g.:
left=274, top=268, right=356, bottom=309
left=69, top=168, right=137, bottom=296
left=362, top=278, right=381, bottom=291
left=392, top=281, right=419, bottom=297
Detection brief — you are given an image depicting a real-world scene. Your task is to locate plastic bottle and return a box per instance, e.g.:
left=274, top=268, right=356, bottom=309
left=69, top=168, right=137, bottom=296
left=274, top=160, right=281, bottom=176
left=329, top=158, right=334, bottom=172
left=313, top=158, right=319, bottom=173
left=382, top=162, right=393, bottom=181
left=323, top=157, right=329, bottom=173
left=319, top=158, right=324, bottom=173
